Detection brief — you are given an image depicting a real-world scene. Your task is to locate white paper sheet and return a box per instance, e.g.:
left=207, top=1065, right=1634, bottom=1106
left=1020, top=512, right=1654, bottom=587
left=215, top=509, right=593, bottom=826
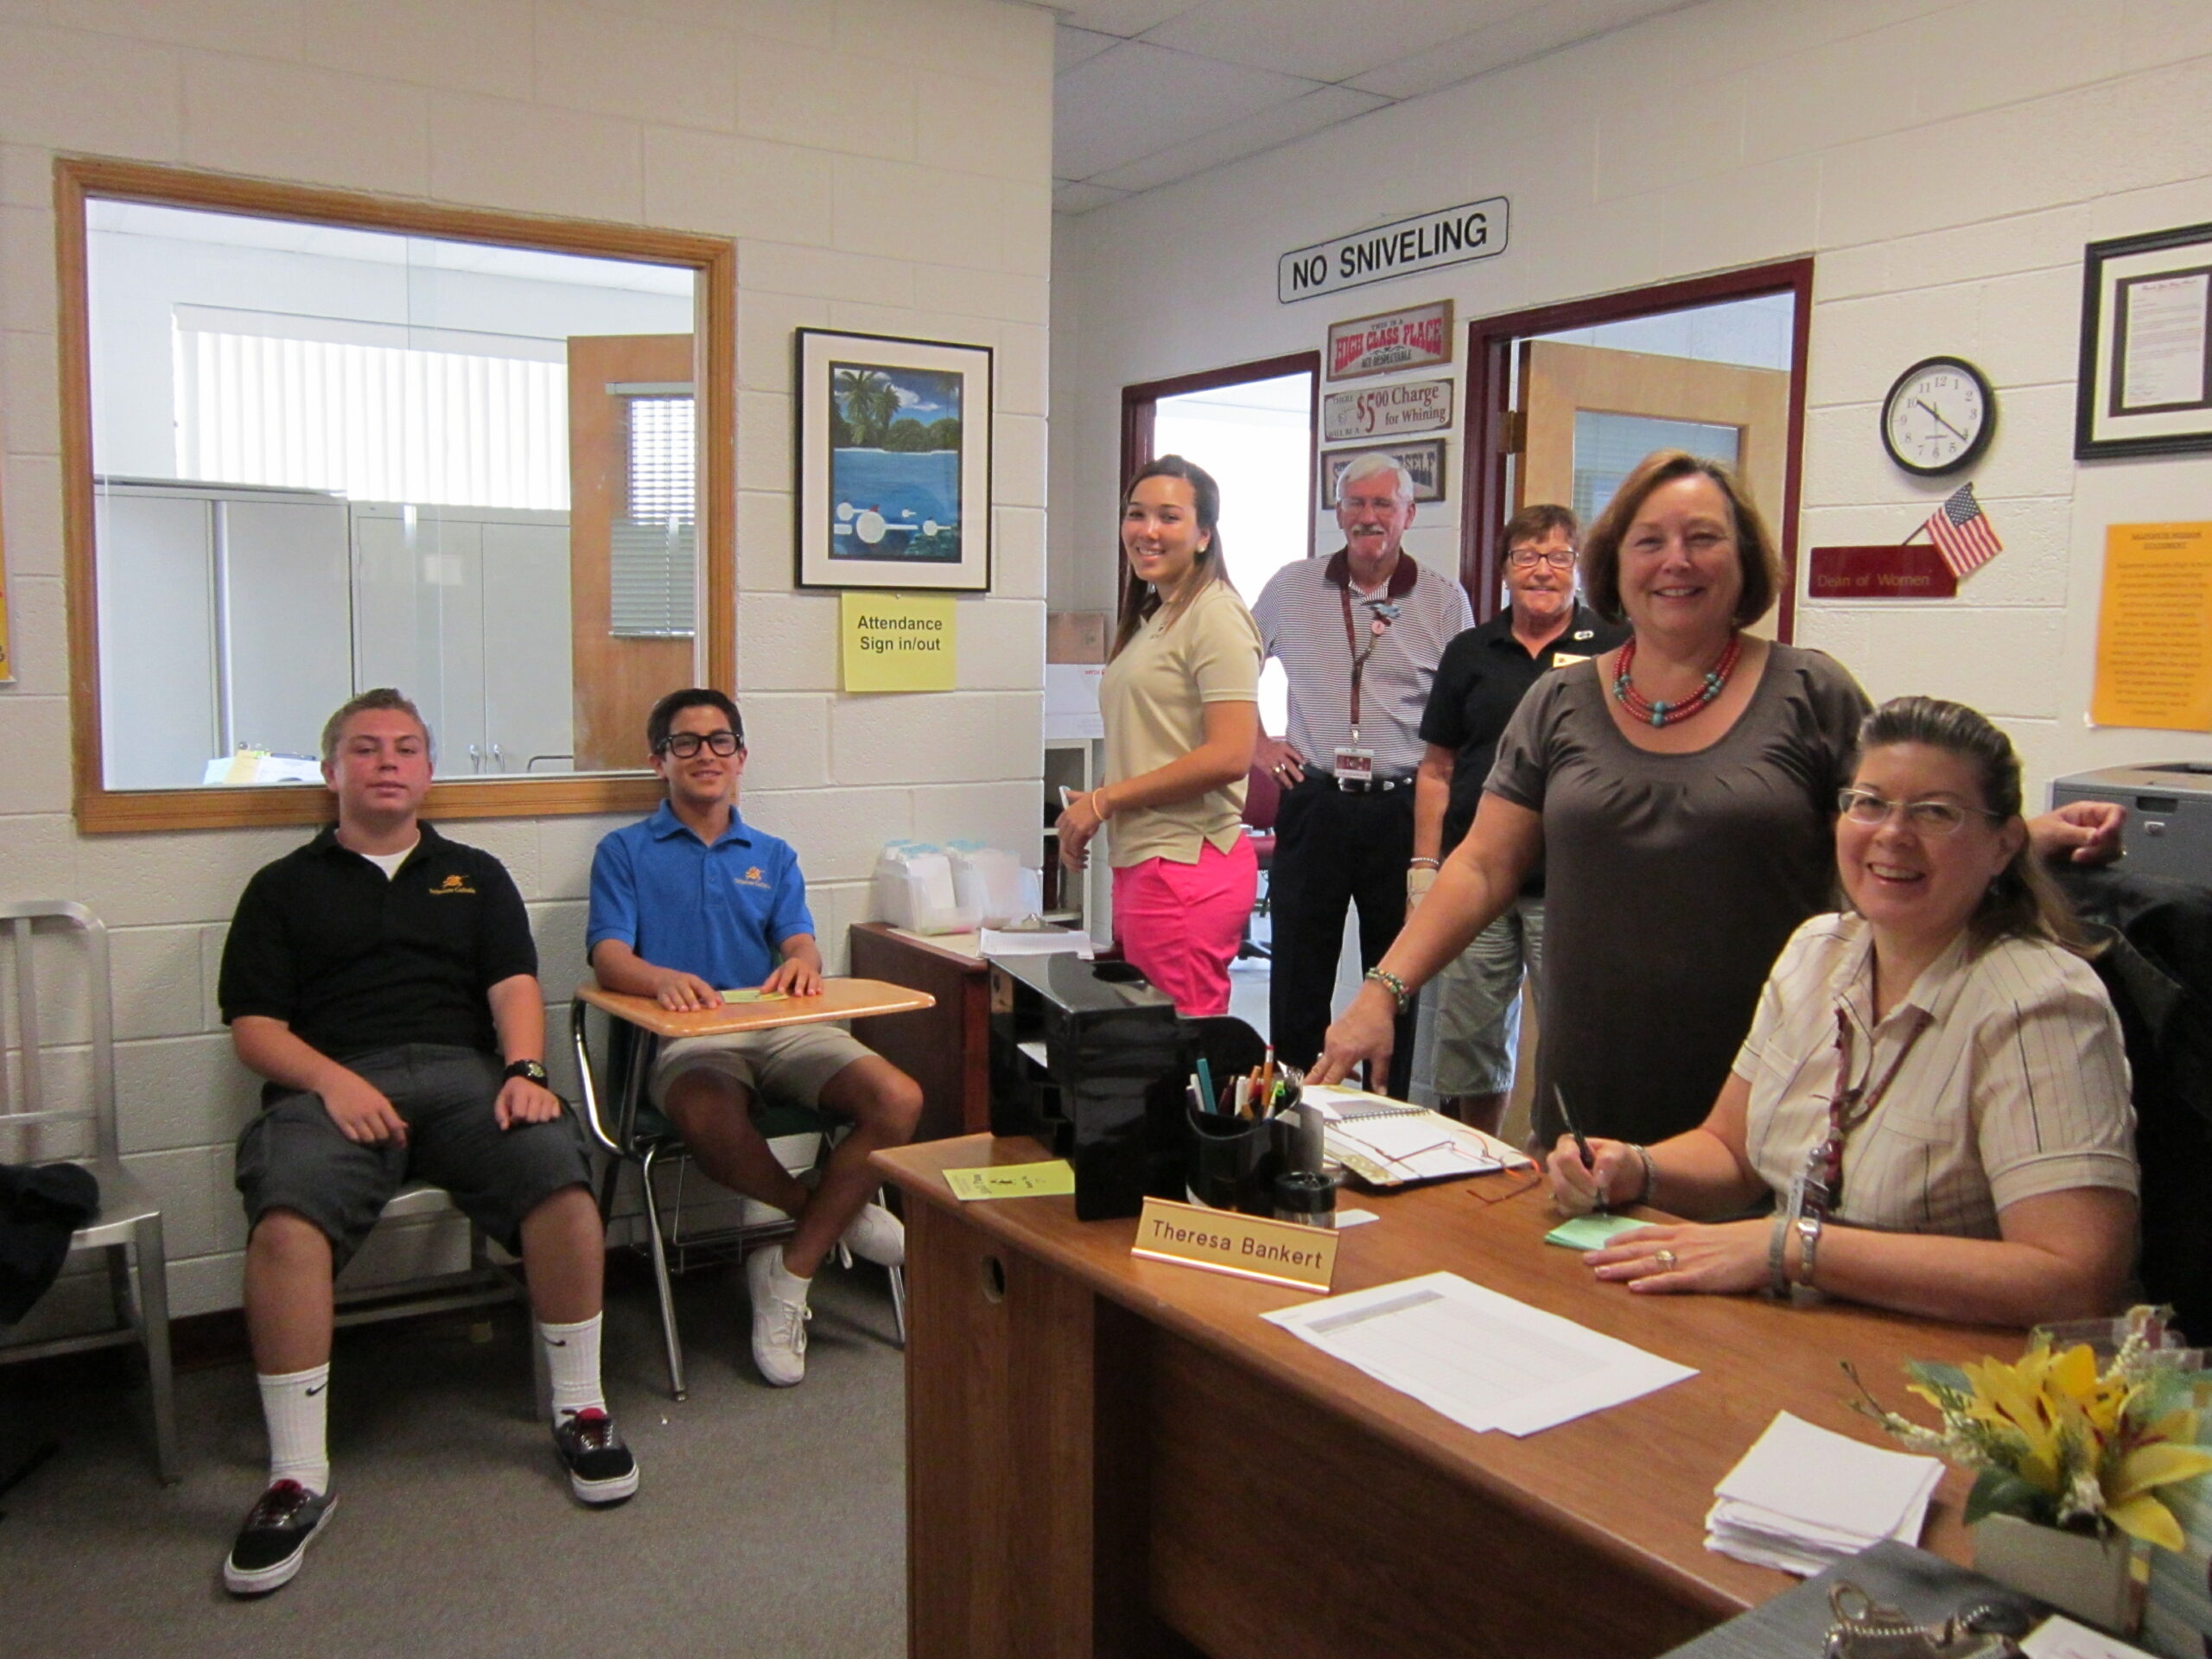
left=1704, top=1411, right=1942, bottom=1573
left=1262, top=1270, right=1696, bottom=1436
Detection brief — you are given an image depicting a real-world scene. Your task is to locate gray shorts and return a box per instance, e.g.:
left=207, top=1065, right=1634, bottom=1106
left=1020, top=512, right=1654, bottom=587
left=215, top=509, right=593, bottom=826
left=1431, top=898, right=1546, bottom=1097
left=650, top=1022, right=874, bottom=1115
left=235, top=1043, right=594, bottom=1269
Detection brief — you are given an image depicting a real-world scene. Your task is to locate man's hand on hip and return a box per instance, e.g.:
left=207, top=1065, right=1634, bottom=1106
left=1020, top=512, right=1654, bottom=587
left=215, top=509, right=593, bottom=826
left=321, top=1071, right=409, bottom=1146
left=1256, top=735, right=1306, bottom=787
left=495, top=1077, right=563, bottom=1129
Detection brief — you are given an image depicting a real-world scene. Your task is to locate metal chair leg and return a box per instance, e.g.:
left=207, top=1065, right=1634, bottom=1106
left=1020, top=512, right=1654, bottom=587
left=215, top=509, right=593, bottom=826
left=133, top=1216, right=179, bottom=1484
left=888, top=1262, right=908, bottom=1348
left=636, top=1147, right=687, bottom=1402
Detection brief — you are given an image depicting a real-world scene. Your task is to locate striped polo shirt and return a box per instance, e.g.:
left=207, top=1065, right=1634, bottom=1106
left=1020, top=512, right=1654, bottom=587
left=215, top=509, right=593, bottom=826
left=1250, top=549, right=1473, bottom=779
left=1736, top=912, right=2136, bottom=1240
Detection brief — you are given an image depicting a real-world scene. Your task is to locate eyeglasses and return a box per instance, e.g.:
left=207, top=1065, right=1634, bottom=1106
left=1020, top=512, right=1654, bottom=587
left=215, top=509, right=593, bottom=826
left=1835, top=787, right=1999, bottom=836
left=657, top=730, right=741, bottom=758
left=1505, top=547, right=1576, bottom=571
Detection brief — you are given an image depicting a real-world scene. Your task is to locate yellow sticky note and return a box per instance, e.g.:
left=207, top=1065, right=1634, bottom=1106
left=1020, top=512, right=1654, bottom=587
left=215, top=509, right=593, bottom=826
left=943, top=1160, right=1077, bottom=1201
left=717, top=988, right=789, bottom=1003
left=842, top=591, right=957, bottom=692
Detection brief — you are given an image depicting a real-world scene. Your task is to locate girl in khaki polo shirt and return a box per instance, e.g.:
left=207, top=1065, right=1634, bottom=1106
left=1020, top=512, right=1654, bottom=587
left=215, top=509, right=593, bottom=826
left=1056, top=456, right=1262, bottom=1015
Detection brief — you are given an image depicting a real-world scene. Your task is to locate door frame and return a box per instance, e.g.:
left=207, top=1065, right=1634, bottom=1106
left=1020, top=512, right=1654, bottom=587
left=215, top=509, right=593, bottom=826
left=1120, top=350, right=1322, bottom=565
left=1459, top=258, right=1814, bottom=636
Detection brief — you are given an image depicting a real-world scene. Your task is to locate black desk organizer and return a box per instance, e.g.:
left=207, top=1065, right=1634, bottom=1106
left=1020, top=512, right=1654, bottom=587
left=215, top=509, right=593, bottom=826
left=987, top=953, right=1265, bottom=1220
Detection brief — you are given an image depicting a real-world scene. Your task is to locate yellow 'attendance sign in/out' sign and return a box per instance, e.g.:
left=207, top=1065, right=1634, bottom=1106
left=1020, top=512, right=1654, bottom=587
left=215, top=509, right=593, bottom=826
left=2092, top=523, right=2212, bottom=732
left=841, top=592, right=957, bottom=692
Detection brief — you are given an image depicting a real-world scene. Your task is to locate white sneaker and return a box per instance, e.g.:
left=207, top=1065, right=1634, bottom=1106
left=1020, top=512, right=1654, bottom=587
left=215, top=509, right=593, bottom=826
left=746, top=1247, right=810, bottom=1387
left=840, top=1201, right=906, bottom=1268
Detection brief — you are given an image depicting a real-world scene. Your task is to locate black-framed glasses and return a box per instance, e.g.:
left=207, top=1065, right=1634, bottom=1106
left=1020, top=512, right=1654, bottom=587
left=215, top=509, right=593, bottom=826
left=1505, top=547, right=1576, bottom=571
left=657, top=730, right=741, bottom=758
left=1836, top=786, right=1999, bottom=836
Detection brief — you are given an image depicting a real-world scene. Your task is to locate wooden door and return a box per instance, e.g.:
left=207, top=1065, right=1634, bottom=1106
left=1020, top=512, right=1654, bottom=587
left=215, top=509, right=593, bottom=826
left=1516, top=339, right=1789, bottom=639
left=568, top=334, right=695, bottom=772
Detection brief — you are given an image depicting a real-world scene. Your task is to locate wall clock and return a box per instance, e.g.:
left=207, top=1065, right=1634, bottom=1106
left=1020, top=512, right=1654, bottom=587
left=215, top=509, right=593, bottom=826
left=1880, top=355, right=1995, bottom=476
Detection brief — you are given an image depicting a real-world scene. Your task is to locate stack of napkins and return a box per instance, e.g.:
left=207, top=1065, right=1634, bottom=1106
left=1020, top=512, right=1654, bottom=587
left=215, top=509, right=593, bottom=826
left=1707, top=1411, right=1943, bottom=1574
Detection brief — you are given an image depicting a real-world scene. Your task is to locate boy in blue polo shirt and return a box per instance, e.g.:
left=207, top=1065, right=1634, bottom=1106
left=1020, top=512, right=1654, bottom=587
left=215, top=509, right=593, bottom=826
left=586, top=689, right=922, bottom=1385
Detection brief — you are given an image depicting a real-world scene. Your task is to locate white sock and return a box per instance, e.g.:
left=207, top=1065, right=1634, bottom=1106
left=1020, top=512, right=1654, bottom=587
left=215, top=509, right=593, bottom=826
left=772, top=1249, right=813, bottom=1303
left=537, top=1313, right=607, bottom=1426
left=258, top=1363, right=330, bottom=1496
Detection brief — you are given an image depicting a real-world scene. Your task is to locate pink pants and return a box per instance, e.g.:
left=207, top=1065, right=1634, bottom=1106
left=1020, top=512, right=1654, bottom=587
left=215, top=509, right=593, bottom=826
left=1111, top=837, right=1258, bottom=1018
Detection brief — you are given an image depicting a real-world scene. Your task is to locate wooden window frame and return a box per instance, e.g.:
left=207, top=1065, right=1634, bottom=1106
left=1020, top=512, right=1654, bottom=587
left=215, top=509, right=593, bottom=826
left=55, top=156, right=737, bottom=833
left=1458, top=257, right=1814, bottom=634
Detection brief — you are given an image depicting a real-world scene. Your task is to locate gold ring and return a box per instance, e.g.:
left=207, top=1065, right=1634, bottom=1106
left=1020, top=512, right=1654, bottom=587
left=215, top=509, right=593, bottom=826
left=1655, top=1249, right=1678, bottom=1272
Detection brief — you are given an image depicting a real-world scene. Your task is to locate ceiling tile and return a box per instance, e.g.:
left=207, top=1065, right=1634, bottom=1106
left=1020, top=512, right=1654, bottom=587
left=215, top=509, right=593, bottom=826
left=1053, top=180, right=1134, bottom=214
left=1086, top=83, right=1389, bottom=194
left=1052, top=39, right=1325, bottom=181
left=1054, top=24, right=1120, bottom=73
left=1349, top=0, right=1689, bottom=101
left=1055, top=0, right=1207, bottom=36
left=1141, top=0, right=1520, bottom=85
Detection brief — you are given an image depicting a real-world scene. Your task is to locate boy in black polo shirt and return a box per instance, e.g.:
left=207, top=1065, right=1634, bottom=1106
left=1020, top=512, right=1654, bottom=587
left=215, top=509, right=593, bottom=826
left=215, top=689, right=636, bottom=1598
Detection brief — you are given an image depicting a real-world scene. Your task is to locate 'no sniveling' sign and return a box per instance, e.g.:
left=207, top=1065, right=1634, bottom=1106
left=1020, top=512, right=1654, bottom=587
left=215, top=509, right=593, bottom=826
left=1278, top=198, right=1510, bottom=303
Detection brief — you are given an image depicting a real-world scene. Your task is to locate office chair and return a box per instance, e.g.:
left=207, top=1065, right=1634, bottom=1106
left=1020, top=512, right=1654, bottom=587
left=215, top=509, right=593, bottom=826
left=1236, top=762, right=1281, bottom=962
left=0, top=900, right=177, bottom=1484
left=569, top=1002, right=907, bottom=1402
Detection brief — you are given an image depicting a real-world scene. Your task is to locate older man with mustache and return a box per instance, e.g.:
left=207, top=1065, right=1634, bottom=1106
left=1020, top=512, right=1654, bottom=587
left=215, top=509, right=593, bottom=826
left=1250, top=452, right=1471, bottom=1096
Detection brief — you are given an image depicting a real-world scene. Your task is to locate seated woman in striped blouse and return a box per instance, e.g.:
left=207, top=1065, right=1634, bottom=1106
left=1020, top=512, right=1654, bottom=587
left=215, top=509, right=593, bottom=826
left=1547, top=696, right=2138, bottom=1327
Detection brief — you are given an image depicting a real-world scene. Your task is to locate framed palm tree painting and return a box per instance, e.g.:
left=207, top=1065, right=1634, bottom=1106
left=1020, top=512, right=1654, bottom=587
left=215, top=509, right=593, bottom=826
left=796, top=329, right=993, bottom=590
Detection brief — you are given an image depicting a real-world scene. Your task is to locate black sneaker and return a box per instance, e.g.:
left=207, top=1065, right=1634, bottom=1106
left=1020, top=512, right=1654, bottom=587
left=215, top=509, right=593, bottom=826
left=553, top=1408, right=638, bottom=1505
left=223, top=1479, right=336, bottom=1596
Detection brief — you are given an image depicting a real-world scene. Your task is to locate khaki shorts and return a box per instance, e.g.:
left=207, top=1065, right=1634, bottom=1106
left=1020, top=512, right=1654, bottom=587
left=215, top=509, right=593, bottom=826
left=649, top=1022, right=874, bottom=1115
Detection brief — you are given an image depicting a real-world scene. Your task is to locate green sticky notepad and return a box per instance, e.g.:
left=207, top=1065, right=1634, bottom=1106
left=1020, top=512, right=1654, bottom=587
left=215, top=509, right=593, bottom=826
left=716, top=988, right=790, bottom=1003
left=944, top=1161, right=1077, bottom=1201
left=1544, top=1213, right=1649, bottom=1250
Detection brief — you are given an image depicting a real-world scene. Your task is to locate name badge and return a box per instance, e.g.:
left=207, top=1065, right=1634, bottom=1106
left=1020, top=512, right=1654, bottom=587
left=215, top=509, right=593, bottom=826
left=1130, top=1197, right=1338, bottom=1292
left=1332, top=746, right=1375, bottom=782
left=1551, top=652, right=1592, bottom=668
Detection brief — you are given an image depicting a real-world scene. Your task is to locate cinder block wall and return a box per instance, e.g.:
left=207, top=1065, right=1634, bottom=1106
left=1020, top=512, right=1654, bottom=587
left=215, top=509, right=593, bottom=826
left=0, top=0, right=1053, bottom=1330
left=1048, top=0, right=2212, bottom=802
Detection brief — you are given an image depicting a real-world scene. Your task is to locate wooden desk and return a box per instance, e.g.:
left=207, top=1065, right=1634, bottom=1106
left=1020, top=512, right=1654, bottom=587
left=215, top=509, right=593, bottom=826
left=574, top=976, right=934, bottom=1039
left=874, top=1135, right=2013, bottom=1659
left=846, top=924, right=992, bottom=1141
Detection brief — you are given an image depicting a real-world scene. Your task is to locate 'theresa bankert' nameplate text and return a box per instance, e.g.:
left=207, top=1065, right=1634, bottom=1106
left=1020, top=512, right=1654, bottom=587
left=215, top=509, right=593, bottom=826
left=1130, top=1197, right=1338, bottom=1293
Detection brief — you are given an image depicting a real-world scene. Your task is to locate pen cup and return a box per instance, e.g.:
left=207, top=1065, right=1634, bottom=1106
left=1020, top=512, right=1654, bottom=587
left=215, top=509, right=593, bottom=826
left=1272, top=1170, right=1338, bottom=1229
left=1186, top=1107, right=1277, bottom=1215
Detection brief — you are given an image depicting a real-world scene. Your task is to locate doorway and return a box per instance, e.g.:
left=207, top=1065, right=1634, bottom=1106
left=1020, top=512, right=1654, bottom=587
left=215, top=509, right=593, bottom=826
left=1462, top=260, right=1813, bottom=633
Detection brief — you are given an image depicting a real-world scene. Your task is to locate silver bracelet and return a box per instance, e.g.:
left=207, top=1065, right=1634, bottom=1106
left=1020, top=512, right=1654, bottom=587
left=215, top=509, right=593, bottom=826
left=1767, top=1211, right=1793, bottom=1299
left=1629, top=1143, right=1657, bottom=1207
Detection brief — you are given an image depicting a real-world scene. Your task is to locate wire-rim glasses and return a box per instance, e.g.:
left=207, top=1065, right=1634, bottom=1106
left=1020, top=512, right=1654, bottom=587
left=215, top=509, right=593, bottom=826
left=1835, top=786, right=2001, bottom=836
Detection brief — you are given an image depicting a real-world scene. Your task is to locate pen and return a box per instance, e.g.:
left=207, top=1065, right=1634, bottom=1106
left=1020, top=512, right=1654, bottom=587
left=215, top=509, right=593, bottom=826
left=1554, top=1083, right=1604, bottom=1213
left=1195, top=1057, right=1217, bottom=1116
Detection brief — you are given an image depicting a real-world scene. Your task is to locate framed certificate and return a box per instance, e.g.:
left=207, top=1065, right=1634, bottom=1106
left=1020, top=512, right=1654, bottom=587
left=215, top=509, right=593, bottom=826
left=2076, top=220, right=2212, bottom=460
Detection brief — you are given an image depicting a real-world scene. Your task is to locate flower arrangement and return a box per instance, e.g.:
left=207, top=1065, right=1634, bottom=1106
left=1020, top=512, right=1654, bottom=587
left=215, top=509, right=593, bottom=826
left=1849, top=1315, right=2212, bottom=1551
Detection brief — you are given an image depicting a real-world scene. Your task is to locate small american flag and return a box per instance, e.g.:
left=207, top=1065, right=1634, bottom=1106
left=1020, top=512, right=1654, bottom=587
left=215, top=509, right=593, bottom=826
left=1923, top=481, right=2002, bottom=579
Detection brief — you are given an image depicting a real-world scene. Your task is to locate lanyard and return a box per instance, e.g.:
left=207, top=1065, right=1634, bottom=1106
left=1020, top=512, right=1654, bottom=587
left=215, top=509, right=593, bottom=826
left=1800, top=1001, right=1932, bottom=1217
left=1338, top=582, right=1398, bottom=736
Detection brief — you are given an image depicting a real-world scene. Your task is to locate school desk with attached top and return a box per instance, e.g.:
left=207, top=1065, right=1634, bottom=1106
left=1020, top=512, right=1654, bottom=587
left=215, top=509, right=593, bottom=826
left=872, top=1134, right=2009, bottom=1659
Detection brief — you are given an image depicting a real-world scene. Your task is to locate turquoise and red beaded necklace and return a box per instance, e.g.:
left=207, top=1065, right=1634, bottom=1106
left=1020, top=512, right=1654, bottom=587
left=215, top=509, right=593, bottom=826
left=1611, top=631, right=1744, bottom=728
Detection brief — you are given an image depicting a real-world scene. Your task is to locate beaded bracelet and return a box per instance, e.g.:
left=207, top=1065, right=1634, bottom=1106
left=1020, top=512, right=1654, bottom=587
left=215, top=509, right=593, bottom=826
left=1363, top=967, right=1411, bottom=1014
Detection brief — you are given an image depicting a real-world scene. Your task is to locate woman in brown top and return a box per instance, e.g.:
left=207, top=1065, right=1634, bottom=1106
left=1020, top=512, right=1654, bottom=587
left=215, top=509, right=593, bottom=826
left=1311, top=451, right=2120, bottom=1149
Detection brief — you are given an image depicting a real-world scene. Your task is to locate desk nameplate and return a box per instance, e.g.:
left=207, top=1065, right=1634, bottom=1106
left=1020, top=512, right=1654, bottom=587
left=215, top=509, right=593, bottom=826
left=1131, top=1196, right=1338, bottom=1292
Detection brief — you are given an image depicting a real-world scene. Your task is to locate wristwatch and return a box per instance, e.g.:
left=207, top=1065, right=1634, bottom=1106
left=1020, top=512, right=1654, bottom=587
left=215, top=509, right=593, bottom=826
left=504, top=1058, right=550, bottom=1086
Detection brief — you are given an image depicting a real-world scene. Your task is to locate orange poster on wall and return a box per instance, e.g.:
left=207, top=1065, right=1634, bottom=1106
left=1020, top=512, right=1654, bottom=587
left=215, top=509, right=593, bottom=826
left=2091, top=522, right=2212, bottom=731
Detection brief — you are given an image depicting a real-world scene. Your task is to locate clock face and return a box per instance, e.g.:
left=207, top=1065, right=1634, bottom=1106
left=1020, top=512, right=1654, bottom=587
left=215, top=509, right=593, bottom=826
left=1881, top=357, right=1994, bottom=476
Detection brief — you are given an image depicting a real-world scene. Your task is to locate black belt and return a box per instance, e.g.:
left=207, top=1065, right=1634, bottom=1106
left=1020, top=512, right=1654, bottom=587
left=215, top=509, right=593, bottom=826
left=1302, top=768, right=1414, bottom=795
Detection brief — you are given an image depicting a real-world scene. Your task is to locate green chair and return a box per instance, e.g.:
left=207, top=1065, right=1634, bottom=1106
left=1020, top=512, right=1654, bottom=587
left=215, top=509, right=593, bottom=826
left=568, top=1001, right=907, bottom=1402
